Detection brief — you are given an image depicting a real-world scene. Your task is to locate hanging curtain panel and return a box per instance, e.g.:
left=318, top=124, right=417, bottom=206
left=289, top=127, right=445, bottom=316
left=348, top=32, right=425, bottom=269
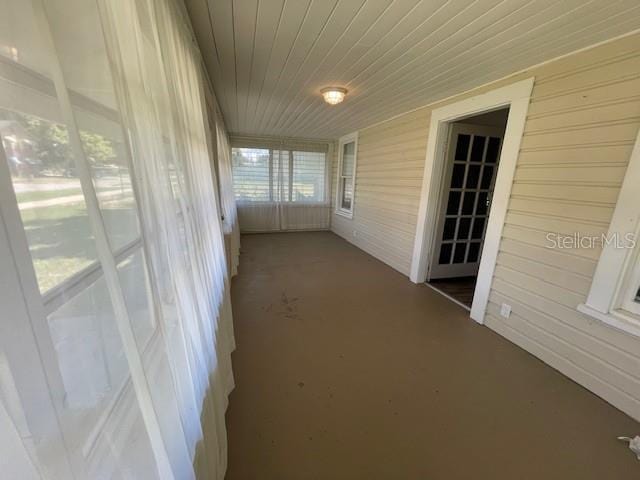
left=230, top=140, right=331, bottom=233
left=210, top=102, right=239, bottom=277
left=0, top=0, right=235, bottom=479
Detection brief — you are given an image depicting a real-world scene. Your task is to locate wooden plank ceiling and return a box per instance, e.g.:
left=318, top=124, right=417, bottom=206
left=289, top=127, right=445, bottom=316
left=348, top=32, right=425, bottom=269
left=185, top=0, right=640, bottom=139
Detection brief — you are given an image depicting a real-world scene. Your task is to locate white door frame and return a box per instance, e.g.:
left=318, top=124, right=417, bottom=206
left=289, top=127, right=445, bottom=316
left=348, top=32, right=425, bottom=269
left=409, top=78, right=534, bottom=324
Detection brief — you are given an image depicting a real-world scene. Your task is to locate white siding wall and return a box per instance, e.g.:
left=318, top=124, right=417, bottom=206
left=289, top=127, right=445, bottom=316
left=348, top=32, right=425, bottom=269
left=330, top=33, right=640, bottom=421
left=331, top=107, right=430, bottom=275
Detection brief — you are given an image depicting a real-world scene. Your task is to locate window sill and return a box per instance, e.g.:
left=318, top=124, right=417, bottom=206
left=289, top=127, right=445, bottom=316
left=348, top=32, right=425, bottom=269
left=577, top=303, right=640, bottom=338
left=236, top=201, right=329, bottom=206
left=334, top=209, right=353, bottom=219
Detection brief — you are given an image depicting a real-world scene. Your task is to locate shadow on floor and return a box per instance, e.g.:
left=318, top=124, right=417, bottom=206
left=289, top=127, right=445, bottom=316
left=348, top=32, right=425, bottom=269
left=427, top=276, right=477, bottom=308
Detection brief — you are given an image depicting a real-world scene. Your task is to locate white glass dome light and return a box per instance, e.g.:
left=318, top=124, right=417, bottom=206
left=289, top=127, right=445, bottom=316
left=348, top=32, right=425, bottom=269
left=321, top=87, right=347, bottom=105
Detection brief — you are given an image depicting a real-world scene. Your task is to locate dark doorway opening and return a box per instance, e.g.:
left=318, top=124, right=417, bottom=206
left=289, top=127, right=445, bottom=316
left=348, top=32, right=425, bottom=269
left=426, top=108, right=509, bottom=308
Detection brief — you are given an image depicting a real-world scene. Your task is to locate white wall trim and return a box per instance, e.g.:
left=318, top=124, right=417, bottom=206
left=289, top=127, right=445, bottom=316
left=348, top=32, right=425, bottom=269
left=578, top=126, right=640, bottom=338
left=409, top=78, right=534, bottom=325
left=577, top=304, right=640, bottom=338
left=325, top=141, right=334, bottom=225
left=335, top=131, right=358, bottom=219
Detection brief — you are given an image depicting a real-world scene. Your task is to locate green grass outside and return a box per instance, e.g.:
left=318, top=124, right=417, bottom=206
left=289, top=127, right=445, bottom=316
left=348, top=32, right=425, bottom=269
left=20, top=197, right=138, bottom=294
left=16, top=188, right=82, bottom=204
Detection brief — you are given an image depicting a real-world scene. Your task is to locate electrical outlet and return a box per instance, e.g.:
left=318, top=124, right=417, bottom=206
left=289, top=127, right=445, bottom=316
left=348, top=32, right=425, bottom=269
left=353, top=230, right=358, bottom=237
left=500, top=303, right=512, bottom=319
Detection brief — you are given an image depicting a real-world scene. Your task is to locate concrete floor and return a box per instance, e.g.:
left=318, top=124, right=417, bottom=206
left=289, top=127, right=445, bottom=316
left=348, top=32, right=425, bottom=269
left=226, top=231, right=639, bottom=479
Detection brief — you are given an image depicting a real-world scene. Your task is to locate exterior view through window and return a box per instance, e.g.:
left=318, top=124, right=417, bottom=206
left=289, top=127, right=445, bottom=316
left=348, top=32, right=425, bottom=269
left=336, top=132, right=357, bottom=217
left=3, top=0, right=640, bottom=478
left=231, top=147, right=327, bottom=203
left=0, top=0, right=235, bottom=477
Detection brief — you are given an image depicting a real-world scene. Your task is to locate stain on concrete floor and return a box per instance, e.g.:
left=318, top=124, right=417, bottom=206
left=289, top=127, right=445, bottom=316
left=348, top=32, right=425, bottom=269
left=226, top=231, right=639, bottom=480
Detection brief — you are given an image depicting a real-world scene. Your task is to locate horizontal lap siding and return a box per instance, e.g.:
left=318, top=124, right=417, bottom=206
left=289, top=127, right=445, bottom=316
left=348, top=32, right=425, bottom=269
left=330, top=33, right=640, bottom=421
left=331, top=108, right=429, bottom=275
left=488, top=35, right=640, bottom=421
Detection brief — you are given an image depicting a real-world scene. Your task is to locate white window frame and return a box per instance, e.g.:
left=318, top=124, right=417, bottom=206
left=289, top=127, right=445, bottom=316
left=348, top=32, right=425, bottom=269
left=231, top=147, right=329, bottom=204
left=578, top=129, right=640, bottom=338
left=0, top=5, right=174, bottom=473
left=335, top=132, right=358, bottom=218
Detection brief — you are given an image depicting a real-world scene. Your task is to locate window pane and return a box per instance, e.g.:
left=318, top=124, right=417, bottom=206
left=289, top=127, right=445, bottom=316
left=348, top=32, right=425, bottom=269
left=470, top=135, right=486, bottom=162
left=466, top=164, right=481, bottom=189
left=480, top=165, right=494, bottom=189
left=446, top=191, right=461, bottom=215
left=48, top=275, right=126, bottom=407
left=47, top=273, right=159, bottom=478
left=341, top=141, right=355, bottom=176
left=450, top=163, right=465, bottom=189
left=231, top=148, right=270, bottom=201
left=90, top=161, right=138, bottom=250
left=457, top=217, right=471, bottom=240
left=272, top=149, right=289, bottom=202
left=439, top=242, right=453, bottom=265
left=341, top=177, right=353, bottom=210
left=467, top=242, right=481, bottom=263
left=443, top=217, right=456, bottom=241
left=471, top=217, right=486, bottom=239
left=453, top=242, right=467, bottom=263
left=117, top=249, right=155, bottom=349
left=454, top=134, right=470, bottom=160
left=461, top=191, right=476, bottom=215
left=486, top=137, right=501, bottom=163
left=231, top=148, right=327, bottom=204
left=476, top=192, right=488, bottom=215
left=0, top=1, right=99, bottom=293
left=292, top=151, right=326, bottom=203
left=0, top=1, right=49, bottom=74
left=46, top=0, right=140, bottom=253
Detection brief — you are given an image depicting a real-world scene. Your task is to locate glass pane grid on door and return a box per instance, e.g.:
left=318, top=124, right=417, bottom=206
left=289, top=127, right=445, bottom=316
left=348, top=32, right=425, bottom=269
left=438, top=132, right=500, bottom=266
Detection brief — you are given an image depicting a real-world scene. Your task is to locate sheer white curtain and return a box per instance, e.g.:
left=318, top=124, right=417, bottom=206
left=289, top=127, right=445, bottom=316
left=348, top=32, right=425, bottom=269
left=230, top=141, right=331, bottom=233
left=0, top=0, right=234, bottom=478
left=213, top=107, right=240, bottom=276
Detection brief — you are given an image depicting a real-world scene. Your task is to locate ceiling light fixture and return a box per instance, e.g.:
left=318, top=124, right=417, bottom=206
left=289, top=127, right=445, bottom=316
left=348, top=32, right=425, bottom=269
left=321, top=87, right=347, bottom=105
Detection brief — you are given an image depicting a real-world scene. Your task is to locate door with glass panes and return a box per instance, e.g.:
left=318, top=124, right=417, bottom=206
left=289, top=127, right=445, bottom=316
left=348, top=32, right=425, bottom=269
left=429, top=123, right=504, bottom=279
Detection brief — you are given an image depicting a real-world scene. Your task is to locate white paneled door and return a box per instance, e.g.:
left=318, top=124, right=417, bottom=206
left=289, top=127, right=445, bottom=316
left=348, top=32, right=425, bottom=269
left=429, top=123, right=504, bottom=280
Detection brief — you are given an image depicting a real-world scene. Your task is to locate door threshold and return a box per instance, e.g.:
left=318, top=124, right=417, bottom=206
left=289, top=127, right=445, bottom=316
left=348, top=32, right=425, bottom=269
left=424, top=282, right=471, bottom=312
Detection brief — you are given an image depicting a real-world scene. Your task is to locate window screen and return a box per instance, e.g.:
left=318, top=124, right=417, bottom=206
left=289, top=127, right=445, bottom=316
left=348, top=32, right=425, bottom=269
left=272, top=149, right=289, bottom=202
left=342, top=142, right=355, bottom=176
left=231, top=148, right=270, bottom=201
left=292, top=151, right=326, bottom=202
left=231, top=147, right=326, bottom=203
